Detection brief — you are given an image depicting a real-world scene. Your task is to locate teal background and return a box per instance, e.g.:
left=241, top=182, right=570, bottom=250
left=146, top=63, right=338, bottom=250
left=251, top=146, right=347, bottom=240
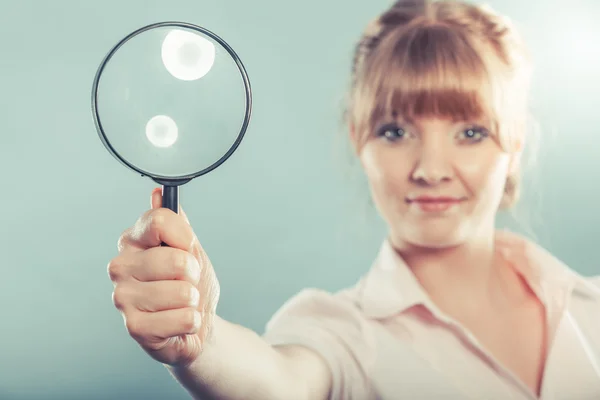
left=1, top=0, right=598, bottom=399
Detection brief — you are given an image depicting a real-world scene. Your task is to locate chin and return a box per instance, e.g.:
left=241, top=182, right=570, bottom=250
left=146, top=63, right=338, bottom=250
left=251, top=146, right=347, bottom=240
left=396, top=220, right=470, bottom=250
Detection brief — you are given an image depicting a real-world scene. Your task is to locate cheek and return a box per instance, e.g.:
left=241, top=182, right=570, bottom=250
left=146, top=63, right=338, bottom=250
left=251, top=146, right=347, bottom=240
left=458, top=152, right=510, bottom=198
left=361, top=147, right=409, bottom=205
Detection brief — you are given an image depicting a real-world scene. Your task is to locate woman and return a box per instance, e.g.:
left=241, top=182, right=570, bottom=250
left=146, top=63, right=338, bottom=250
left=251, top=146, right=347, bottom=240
left=107, top=0, right=600, bottom=399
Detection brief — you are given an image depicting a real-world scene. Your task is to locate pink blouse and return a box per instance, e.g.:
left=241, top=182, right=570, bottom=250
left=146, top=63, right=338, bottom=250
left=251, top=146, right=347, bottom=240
left=263, top=230, right=600, bottom=399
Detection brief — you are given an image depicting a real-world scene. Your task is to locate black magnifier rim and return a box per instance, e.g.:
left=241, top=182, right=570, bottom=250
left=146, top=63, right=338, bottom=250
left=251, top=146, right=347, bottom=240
left=91, top=21, right=252, bottom=184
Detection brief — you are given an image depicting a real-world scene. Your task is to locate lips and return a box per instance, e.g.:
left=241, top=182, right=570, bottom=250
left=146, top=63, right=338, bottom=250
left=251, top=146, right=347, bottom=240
left=407, top=196, right=464, bottom=203
left=406, top=196, right=465, bottom=212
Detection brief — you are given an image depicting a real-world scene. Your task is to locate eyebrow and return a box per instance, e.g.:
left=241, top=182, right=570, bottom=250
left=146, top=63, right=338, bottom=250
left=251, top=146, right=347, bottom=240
left=391, top=111, right=415, bottom=125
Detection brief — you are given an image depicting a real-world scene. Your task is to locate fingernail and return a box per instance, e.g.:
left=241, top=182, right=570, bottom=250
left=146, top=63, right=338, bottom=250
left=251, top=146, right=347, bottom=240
left=190, top=287, right=200, bottom=307
left=193, top=311, right=203, bottom=332
left=187, top=253, right=201, bottom=285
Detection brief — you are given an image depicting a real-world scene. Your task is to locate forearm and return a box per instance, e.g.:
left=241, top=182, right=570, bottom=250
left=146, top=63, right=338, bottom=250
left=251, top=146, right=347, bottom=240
left=166, top=316, right=307, bottom=400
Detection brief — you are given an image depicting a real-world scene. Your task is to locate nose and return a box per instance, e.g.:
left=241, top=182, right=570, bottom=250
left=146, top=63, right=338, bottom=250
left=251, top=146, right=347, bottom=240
left=410, top=142, right=453, bottom=185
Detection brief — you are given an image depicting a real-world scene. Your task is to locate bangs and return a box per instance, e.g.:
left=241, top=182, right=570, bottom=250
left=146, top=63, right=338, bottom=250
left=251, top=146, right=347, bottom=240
left=352, top=22, right=499, bottom=140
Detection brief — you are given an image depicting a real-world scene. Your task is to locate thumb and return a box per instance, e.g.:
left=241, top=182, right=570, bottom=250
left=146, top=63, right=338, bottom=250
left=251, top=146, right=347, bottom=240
left=151, top=187, right=190, bottom=225
left=150, top=188, right=162, bottom=210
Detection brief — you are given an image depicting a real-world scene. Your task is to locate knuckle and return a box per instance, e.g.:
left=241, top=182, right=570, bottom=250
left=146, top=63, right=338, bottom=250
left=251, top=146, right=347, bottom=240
left=117, top=228, right=131, bottom=252
left=111, top=285, right=128, bottom=310
left=171, top=251, right=190, bottom=279
left=148, top=209, right=168, bottom=234
left=125, top=314, right=144, bottom=339
left=107, top=258, right=123, bottom=282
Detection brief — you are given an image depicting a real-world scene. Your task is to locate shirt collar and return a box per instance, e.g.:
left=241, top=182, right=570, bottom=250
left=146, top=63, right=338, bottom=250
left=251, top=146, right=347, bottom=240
left=356, top=229, right=600, bottom=320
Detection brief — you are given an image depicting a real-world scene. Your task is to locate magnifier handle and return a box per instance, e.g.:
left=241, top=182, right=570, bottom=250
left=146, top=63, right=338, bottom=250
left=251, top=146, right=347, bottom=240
left=162, top=185, right=179, bottom=214
left=161, top=185, right=179, bottom=247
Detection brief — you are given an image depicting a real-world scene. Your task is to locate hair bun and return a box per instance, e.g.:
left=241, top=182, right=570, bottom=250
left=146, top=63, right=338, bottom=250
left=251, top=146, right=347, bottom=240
left=381, top=0, right=428, bottom=25
left=390, top=0, right=427, bottom=9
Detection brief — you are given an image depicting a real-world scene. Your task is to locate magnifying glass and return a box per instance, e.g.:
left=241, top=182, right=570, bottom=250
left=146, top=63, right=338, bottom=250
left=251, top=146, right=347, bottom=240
left=91, top=22, right=252, bottom=215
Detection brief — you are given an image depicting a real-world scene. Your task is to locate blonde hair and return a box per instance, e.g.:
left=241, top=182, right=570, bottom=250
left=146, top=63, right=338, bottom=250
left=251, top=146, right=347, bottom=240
left=346, top=0, right=534, bottom=208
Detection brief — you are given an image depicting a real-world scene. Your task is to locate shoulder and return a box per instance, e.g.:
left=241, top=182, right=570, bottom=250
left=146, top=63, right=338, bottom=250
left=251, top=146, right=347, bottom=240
left=263, top=287, right=377, bottom=399
left=568, top=275, right=600, bottom=323
left=265, top=287, right=366, bottom=333
left=575, top=275, right=600, bottom=299
left=588, top=276, right=600, bottom=287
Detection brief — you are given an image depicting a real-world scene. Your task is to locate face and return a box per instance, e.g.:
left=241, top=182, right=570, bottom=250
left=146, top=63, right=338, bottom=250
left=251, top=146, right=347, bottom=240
left=353, top=115, right=515, bottom=249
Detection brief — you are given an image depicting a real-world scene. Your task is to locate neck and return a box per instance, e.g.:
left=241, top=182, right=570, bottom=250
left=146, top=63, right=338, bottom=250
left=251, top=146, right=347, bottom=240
left=389, top=227, right=527, bottom=316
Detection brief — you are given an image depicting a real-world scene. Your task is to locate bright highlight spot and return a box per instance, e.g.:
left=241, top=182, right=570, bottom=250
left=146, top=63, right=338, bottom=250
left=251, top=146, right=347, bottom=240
left=161, top=29, right=216, bottom=81
left=145, top=115, right=178, bottom=148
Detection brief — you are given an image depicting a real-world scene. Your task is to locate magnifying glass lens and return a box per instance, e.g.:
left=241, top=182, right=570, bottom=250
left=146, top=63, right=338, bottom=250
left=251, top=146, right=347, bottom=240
left=93, top=24, right=251, bottom=181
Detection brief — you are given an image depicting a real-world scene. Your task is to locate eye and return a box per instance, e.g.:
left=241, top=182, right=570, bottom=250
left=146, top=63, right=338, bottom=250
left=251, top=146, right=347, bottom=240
left=376, top=123, right=407, bottom=141
left=458, top=126, right=489, bottom=142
